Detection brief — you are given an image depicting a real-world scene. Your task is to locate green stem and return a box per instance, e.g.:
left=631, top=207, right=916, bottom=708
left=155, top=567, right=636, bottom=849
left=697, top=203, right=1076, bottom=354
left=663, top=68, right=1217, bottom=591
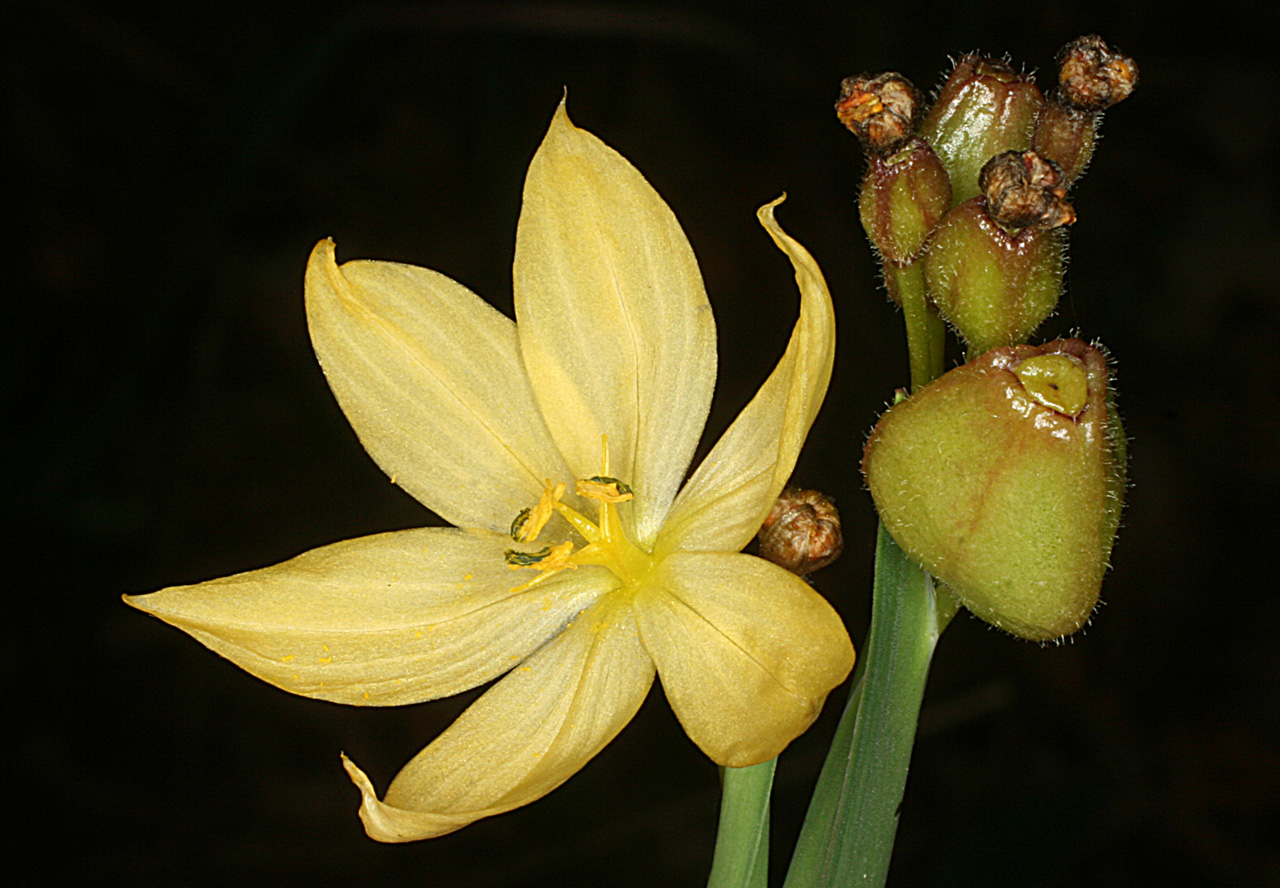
left=708, top=758, right=777, bottom=888
left=783, top=525, right=954, bottom=888
left=885, top=263, right=946, bottom=391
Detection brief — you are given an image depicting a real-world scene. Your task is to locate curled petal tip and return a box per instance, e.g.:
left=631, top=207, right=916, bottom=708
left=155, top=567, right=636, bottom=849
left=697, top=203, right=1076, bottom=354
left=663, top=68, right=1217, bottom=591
left=340, top=752, right=383, bottom=832
left=308, top=236, right=338, bottom=268
left=341, top=752, right=373, bottom=793
left=758, top=193, right=788, bottom=223
left=341, top=753, right=416, bottom=844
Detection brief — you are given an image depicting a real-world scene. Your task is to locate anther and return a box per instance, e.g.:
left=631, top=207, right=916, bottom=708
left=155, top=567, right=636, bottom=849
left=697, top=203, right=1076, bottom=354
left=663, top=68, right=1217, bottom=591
left=504, top=546, right=552, bottom=567
left=509, top=508, right=533, bottom=542
left=576, top=476, right=634, bottom=503
left=513, top=480, right=565, bottom=543
left=505, top=541, right=578, bottom=592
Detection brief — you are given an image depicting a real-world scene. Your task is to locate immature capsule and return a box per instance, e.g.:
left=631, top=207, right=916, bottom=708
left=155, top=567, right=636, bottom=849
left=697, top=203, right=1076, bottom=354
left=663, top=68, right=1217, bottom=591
left=858, top=137, right=952, bottom=272
left=1032, top=34, right=1139, bottom=185
left=923, top=196, right=1066, bottom=356
left=919, top=55, right=1044, bottom=205
left=863, top=339, right=1126, bottom=641
left=757, top=487, right=844, bottom=577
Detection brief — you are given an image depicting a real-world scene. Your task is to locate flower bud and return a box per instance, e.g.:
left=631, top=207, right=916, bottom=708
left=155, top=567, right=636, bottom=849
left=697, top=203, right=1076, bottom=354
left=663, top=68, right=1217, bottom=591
left=923, top=196, right=1066, bottom=356
left=858, top=137, right=952, bottom=268
left=757, top=487, right=844, bottom=576
left=862, top=339, right=1126, bottom=641
left=919, top=55, right=1044, bottom=205
left=1032, top=35, right=1138, bottom=185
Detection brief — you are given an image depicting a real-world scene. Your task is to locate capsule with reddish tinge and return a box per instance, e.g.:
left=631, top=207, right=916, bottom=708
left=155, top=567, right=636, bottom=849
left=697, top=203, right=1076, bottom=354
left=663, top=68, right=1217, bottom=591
left=862, top=339, right=1126, bottom=641
left=919, top=55, right=1044, bottom=205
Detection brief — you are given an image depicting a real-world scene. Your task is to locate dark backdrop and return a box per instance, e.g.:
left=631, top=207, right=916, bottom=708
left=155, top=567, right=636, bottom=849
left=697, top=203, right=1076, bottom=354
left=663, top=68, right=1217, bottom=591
left=7, top=1, right=1277, bottom=885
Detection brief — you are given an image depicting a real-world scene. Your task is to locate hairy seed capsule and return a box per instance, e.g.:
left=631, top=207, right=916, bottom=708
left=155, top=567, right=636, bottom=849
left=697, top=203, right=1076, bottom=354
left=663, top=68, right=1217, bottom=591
left=863, top=339, right=1126, bottom=641
left=919, top=55, right=1044, bottom=205
left=858, top=136, right=952, bottom=269
left=757, top=487, right=843, bottom=576
left=923, top=197, right=1066, bottom=356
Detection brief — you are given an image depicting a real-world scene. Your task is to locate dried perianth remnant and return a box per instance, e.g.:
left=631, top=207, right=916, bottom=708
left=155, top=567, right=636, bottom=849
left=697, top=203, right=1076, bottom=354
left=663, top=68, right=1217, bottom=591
left=1056, top=34, right=1138, bottom=112
left=979, top=150, right=1076, bottom=230
left=836, top=73, right=922, bottom=155
left=758, top=487, right=844, bottom=577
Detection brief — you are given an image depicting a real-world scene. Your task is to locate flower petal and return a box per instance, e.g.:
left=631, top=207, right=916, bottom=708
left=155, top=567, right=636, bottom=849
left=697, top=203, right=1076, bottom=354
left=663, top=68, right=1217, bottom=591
left=635, top=552, right=854, bottom=767
left=658, top=198, right=836, bottom=555
left=343, top=595, right=654, bottom=841
left=514, top=103, right=716, bottom=547
left=124, top=528, right=616, bottom=706
left=306, top=239, right=574, bottom=533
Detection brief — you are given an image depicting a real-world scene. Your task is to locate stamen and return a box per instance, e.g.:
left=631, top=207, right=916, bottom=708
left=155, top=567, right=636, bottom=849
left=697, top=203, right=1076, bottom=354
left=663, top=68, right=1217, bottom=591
left=504, top=546, right=552, bottom=566
left=576, top=476, right=634, bottom=503
left=505, top=541, right=577, bottom=593
left=500, top=434, right=650, bottom=592
left=514, top=480, right=564, bottom=543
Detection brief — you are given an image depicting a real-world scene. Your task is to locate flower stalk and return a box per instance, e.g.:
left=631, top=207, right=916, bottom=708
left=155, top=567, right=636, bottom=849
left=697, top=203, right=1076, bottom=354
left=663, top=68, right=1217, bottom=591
left=885, top=261, right=945, bottom=391
left=803, top=32, right=1137, bottom=888
left=783, top=524, right=956, bottom=888
left=708, top=759, right=777, bottom=888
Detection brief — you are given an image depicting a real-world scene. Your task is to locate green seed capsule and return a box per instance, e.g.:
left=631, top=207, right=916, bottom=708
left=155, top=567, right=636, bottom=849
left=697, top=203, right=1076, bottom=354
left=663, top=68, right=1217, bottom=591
left=919, top=55, right=1044, bottom=205
left=923, top=197, right=1065, bottom=356
left=862, top=339, right=1126, bottom=641
left=859, top=136, right=953, bottom=270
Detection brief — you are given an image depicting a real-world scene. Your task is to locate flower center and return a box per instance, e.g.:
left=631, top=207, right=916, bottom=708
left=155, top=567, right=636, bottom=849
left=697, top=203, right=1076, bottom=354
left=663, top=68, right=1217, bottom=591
left=504, top=437, right=653, bottom=593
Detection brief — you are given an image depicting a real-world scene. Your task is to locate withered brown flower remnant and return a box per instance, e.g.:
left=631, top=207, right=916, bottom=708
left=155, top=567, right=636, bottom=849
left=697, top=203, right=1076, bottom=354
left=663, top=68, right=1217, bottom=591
left=1056, top=34, right=1139, bottom=112
left=758, top=487, right=844, bottom=577
left=1033, top=35, right=1138, bottom=185
left=979, top=150, right=1076, bottom=230
left=836, top=73, right=923, bottom=155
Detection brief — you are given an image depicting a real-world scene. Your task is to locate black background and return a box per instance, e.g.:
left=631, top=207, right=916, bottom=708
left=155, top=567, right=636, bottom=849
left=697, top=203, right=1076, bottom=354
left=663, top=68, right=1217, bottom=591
left=8, top=1, right=1278, bottom=885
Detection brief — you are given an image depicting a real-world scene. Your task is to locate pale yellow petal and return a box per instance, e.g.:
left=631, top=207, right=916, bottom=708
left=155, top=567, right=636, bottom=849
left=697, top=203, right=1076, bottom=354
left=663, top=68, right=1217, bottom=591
left=124, top=528, right=616, bottom=706
left=344, top=595, right=654, bottom=841
left=635, top=552, right=854, bottom=768
left=514, top=103, right=716, bottom=547
left=306, top=239, right=575, bottom=533
left=658, top=198, right=836, bottom=556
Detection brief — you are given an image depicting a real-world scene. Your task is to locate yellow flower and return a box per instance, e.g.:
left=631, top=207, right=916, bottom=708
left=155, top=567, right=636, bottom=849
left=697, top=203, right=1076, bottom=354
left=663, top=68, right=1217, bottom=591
left=125, top=103, right=853, bottom=842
